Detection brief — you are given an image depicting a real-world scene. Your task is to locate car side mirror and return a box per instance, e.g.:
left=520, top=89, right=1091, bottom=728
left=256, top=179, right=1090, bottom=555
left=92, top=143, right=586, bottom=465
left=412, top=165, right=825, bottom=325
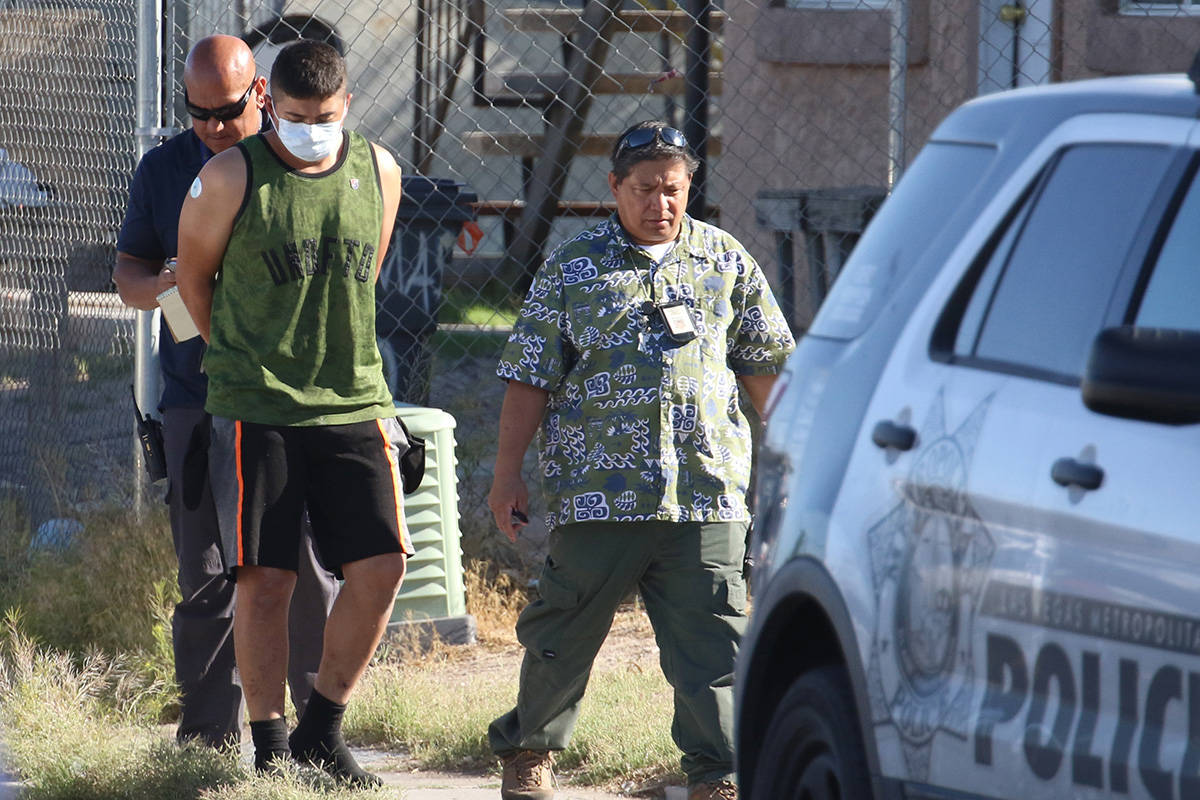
left=1081, top=326, right=1200, bottom=425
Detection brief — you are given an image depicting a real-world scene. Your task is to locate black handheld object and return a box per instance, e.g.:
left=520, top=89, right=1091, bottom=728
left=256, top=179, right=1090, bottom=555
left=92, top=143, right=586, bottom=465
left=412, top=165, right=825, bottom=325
left=130, top=385, right=167, bottom=482
left=510, top=509, right=529, bottom=525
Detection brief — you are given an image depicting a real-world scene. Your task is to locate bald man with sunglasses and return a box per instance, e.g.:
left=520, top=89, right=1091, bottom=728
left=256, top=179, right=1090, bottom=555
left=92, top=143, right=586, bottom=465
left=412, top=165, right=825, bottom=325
left=113, top=34, right=338, bottom=750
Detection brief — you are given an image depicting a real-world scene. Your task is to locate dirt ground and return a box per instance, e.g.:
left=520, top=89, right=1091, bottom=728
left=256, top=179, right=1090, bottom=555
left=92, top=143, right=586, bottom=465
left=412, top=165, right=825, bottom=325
left=366, top=607, right=676, bottom=799
left=459, top=603, right=662, bottom=677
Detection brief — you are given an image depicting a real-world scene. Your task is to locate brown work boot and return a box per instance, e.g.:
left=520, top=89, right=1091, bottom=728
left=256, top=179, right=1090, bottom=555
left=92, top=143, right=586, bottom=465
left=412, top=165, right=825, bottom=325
left=500, top=749, right=556, bottom=799
left=687, top=779, right=738, bottom=800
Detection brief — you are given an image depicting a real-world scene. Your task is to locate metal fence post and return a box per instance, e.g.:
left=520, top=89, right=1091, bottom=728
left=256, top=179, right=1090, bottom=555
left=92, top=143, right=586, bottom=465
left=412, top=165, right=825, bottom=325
left=684, top=0, right=712, bottom=220
left=888, top=0, right=909, bottom=190
left=133, top=0, right=164, bottom=519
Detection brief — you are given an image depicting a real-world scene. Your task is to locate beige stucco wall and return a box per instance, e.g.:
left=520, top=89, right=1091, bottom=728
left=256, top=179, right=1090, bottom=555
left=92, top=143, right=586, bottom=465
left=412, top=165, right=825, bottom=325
left=719, top=0, right=980, bottom=327
left=718, top=0, right=1200, bottom=329
left=1076, top=0, right=1200, bottom=77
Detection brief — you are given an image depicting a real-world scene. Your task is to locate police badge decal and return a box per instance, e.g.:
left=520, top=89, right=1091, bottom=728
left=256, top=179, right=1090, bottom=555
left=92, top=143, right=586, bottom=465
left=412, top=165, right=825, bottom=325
left=865, top=391, right=995, bottom=782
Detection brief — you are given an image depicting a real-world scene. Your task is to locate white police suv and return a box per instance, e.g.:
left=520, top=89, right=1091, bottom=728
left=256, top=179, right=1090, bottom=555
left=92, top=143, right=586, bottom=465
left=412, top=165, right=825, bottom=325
left=736, top=73, right=1200, bottom=800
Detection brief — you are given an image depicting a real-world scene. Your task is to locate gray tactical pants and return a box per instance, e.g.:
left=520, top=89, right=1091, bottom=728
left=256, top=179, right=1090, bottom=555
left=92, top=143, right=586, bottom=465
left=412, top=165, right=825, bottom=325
left=163, top=407, right=338, bottom=747
left=488, top=520, right=748, bottom=786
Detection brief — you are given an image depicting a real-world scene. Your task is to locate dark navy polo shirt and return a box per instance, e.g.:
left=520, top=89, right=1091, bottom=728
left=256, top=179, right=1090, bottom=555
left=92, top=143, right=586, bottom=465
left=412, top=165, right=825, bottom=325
left=116, top=129, right=211, bottom=411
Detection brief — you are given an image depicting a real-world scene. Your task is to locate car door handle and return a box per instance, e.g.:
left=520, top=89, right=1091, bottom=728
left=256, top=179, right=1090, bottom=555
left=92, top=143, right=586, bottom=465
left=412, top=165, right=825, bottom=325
left=872, top=420, right=917, bottom=451
left=1051, top=458, right=1104, bottom=491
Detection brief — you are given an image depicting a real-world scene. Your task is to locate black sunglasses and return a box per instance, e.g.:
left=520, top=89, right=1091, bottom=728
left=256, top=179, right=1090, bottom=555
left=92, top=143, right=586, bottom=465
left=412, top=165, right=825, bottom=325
left=184, top=82, right=256, bottom=122
left=615, top=126, right=688, bottom=158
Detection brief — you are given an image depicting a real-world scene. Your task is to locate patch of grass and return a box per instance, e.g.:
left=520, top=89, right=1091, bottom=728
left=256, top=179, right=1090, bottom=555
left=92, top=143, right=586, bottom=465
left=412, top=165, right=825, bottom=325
left=71, top=352, right=131, bottom=383
left=0, top=606, right=677, bottom=797
left=0, top=619, right=392, bottom=800
left=350, top=564, right=677, bottom=789
left=346, top=639, right=678, bottom=786
left=463, top=560, right=531, bottom=645
left=439, top=283, right=521, bottom=327
left=2, top=505, right=177, bottom=655
left=346, top=659, right=510, bottom=770
left=206, top=769, right=395, bottom=800
left=0, top=504, right=180, bottom=722
left=0, top=497, right=30, bottom=597
left=430, top=328, right=510, bottom=362
left=0, top=616, right=230, bottom=798
left=0, top=349, right=34, bottom=387
left=0, top=494, right=677, bottom=795
left=0, top=350, right=129, bottom=387
left=559, top=667, right=684, bottom=787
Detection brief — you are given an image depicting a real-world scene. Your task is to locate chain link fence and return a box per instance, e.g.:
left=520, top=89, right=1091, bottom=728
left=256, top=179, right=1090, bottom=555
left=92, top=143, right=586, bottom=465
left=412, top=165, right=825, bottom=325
left=2, top=0, right=1199, bottom=560
left=0, top=0, right=138, bottom=539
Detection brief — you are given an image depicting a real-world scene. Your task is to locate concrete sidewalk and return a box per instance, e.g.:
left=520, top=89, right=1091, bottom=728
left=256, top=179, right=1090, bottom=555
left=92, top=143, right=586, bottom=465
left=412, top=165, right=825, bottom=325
left=0, top=740, right=15, bottom=800
left=377, top=769, right=647, bottom=799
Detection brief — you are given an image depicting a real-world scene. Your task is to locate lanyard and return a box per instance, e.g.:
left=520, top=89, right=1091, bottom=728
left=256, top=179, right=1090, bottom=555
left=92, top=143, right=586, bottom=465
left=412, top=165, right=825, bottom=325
left=632, top=244, right=697, bottom=344
left=635, top=242, right=679, bottom=310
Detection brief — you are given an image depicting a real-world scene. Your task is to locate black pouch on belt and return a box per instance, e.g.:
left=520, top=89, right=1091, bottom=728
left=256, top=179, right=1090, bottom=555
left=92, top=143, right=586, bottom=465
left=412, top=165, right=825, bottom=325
left=396, top=416, right=426, bottom=494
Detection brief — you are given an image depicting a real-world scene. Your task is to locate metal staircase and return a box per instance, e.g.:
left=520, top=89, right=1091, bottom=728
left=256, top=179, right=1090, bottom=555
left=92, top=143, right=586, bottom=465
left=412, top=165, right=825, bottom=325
left=469, top=1, right=726, bottom=280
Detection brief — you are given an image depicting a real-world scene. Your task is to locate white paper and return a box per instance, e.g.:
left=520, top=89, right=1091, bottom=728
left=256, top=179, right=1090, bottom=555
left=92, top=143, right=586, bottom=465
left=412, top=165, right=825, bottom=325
left=156, top=286, right=201, bottom=342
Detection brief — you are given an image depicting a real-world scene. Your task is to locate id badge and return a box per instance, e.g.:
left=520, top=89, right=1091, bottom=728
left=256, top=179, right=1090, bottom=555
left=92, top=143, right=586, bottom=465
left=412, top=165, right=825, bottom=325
left=658, top=301, right=697, bottom=343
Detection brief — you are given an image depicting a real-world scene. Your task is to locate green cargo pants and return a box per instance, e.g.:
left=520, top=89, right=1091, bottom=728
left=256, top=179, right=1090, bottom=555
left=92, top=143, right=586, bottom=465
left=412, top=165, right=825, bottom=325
left=487, top=519, right=748, bottom=785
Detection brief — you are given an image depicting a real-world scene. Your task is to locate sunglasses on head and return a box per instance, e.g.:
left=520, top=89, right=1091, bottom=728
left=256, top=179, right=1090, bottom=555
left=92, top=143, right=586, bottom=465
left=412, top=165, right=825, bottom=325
left=184, top=82, right=256, bottom=122
left=615, top=126, right=688, bottom=158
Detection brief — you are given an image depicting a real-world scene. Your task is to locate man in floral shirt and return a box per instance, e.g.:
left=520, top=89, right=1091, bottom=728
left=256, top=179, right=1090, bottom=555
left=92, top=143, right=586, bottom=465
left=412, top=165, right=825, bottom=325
left=486, top=120, right=794, bottom=800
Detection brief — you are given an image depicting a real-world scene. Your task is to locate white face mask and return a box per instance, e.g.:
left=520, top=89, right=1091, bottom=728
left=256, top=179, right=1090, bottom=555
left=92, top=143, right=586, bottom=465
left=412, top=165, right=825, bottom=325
left=269, top=99, right=346, bottom=163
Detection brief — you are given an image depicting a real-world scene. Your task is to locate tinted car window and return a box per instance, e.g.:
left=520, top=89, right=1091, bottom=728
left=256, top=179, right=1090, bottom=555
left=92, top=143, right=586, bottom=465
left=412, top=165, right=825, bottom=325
left=1136, top=162, right=1200, bottom=332
left=809, top=142, right=996, bottom=340
left=959, top=144, right=1174, bottom=380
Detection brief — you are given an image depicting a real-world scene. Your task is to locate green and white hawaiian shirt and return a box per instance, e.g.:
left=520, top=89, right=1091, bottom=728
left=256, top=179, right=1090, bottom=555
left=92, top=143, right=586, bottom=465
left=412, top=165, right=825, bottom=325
left=497, top=214, right=795, bottom=531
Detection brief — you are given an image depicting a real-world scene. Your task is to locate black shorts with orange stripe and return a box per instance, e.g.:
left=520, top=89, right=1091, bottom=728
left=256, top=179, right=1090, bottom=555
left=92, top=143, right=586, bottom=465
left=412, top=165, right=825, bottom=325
left=208, top=416, right=415, bottom=580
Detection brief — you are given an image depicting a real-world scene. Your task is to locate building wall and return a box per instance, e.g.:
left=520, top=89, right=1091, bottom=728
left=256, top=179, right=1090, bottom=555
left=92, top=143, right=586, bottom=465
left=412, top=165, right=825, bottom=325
left=1071, top=0, right=1200, bottom=78
left=718, top=0, right=1200, bottom=329
left=720, top=0, right=945, bottom=324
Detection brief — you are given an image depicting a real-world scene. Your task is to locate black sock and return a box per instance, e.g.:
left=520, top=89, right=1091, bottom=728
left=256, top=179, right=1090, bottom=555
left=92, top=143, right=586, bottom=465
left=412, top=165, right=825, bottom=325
left=249, top=717, right=291, bottom=774
left=289, top=689, right=382, bottom=787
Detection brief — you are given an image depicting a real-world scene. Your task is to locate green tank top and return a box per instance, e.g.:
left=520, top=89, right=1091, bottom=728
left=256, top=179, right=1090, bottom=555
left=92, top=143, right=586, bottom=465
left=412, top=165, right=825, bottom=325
left=204, top=131, right=396, bottom=426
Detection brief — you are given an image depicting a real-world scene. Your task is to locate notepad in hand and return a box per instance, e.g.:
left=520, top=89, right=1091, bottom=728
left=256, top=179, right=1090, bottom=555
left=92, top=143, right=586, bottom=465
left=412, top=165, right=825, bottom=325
left=157, top=286, right=201, bottom=342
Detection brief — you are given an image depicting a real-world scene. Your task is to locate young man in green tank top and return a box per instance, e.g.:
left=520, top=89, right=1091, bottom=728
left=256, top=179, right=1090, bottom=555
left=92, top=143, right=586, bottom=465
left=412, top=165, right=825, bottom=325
left=175, top=40, right=409, bottom=787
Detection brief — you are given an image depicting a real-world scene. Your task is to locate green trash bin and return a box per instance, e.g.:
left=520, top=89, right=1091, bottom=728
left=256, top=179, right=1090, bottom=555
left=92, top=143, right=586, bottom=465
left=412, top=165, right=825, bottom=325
left=388, top=403, right=476, bottom=645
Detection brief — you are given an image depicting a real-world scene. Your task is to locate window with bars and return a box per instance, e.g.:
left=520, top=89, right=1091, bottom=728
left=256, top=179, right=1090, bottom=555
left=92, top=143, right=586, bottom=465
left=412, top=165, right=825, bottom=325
left=1120, top=0, right=1200, bottom=15
left=781, top=0, right=891, bottom=9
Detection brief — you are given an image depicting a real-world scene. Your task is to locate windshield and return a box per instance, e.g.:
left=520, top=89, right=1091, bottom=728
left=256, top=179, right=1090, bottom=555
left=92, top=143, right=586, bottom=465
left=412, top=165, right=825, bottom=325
left=809, top=142, right=997, bottom=341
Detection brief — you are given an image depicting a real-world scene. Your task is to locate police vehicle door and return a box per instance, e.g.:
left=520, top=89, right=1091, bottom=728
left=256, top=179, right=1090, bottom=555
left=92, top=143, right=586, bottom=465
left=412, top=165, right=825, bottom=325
left=824, top=114, right=1200, bottom=798
left=1002, top=145, right=1200, bottom=800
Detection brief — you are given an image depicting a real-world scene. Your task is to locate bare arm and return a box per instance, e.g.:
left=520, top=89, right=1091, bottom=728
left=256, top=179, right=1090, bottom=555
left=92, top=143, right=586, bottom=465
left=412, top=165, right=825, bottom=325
left=175, top=150, right=246, bottom=342
left=739, top=374, right=778, bottom=418
left=113, top=252, right=175, bottom=311
left=371, top=142, right=402, bottom=279
left=487, top=380, right=550, bottom=542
